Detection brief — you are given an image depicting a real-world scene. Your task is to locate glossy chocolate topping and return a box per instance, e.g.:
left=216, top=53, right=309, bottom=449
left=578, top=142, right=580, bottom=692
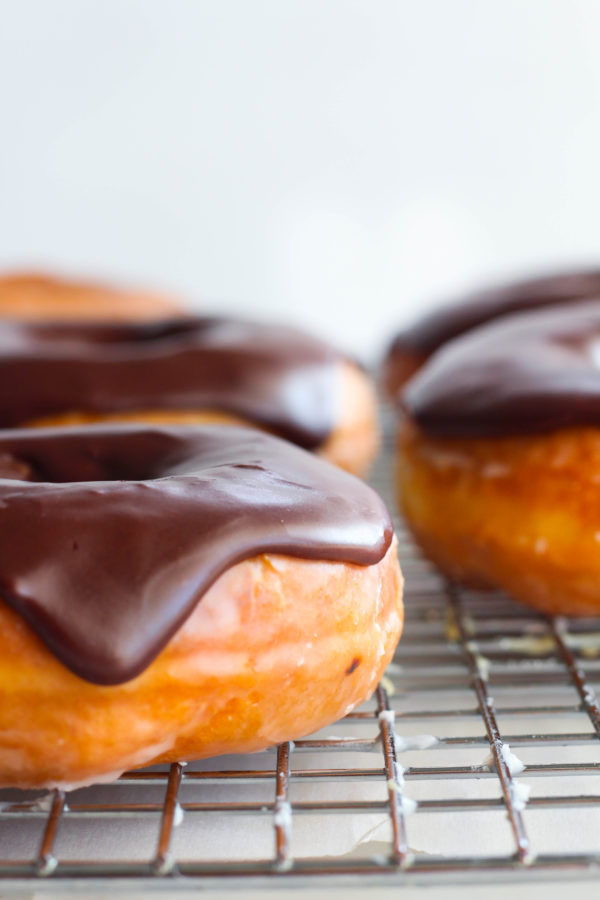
left=0, top=317, right=343, bottom=448
left=0, top=425, right=393, bottom=685
left=386, top=268, right=600, bottom=392
left=404, top=300, right=600, bottom=437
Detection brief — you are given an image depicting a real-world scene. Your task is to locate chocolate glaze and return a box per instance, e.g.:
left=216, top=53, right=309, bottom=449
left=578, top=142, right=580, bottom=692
left=0, top=425, right=393, bottom=685
left=386, top=268, right=600, bottom=392
left=0, top=317, right=343, bottom=448
left=404, top=300, right=600, bottom=437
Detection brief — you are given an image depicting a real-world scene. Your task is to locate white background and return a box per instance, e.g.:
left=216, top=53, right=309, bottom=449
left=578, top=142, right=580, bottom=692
left=1, top=0, right=600, bottom=359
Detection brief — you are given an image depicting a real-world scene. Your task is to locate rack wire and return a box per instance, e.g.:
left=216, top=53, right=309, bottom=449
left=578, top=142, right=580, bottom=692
left=2, top=413, right=600, bottom=890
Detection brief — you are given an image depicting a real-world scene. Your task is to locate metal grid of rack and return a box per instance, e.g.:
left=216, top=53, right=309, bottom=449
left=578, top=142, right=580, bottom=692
left=1, top=417, right=600, bottom=889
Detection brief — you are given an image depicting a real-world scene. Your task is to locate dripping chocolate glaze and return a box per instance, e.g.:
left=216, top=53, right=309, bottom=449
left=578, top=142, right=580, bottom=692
left=403, top=300, right=600, bottom=437
left=0, top=425, right=393, bottom=685
left=0, top=317, right=343, bottom=449
left=385, top=268, right=600, bottom=393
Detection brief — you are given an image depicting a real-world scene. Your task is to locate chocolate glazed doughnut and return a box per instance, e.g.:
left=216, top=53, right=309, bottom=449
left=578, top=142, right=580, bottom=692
left=0, top=425, right=402, bottom=788
left=398, top=300, right=600, bottom=616
left=0, top=317, right=379, bottom=475
left=383, top=266, right=600, bottom=394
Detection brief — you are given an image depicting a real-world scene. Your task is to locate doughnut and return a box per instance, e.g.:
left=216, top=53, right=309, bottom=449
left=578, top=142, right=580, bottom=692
left=0, top=425, right=402, bottom=789
left=0, top=271, right=184, bottom=320
left=383, top=266, right=600, bottom=395
left=0, top=317, right=378, bottom=475
left=397, top=300, right=600, bottom=616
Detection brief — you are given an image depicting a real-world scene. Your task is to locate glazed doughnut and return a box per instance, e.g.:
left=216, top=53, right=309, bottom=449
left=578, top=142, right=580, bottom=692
left=0, top=271, right=184, bottom=320
left=383, top=266, right=600, bottom=395
left=0, top=317, right=378, bottom=475
left=0, top=425, right=402, bottom=789
left=398, top=300, right=600, bottom=616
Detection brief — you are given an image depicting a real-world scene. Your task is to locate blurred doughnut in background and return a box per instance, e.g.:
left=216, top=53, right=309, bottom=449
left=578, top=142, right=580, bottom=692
left=382, top=267, right=600, bottom=396
left=0, top=271, right=185, bottom=321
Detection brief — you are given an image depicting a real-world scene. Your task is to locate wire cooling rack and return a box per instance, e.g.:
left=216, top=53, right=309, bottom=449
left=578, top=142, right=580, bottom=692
left=2, top=413, right=600, bottom=891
